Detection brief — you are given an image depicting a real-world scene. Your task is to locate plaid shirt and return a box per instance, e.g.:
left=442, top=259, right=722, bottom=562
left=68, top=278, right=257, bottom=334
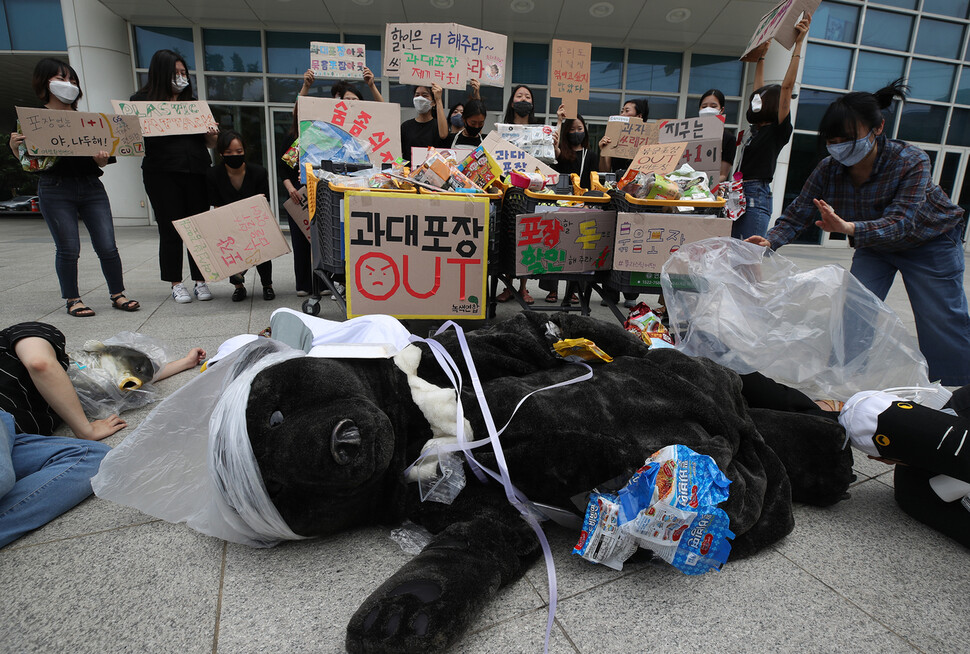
left=767, top=136, right=964, bottom=252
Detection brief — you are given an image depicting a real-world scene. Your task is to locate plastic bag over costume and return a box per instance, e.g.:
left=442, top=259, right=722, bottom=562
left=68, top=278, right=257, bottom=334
left=660, top=237, right=946, bottom=402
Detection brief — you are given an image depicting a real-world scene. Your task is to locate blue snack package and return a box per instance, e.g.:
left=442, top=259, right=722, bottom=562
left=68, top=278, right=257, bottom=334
left=573, top=492, right=638, bottom=571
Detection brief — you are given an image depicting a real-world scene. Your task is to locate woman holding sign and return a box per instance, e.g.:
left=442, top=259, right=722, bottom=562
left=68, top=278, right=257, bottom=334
left=400, top=84, right=448, bottom=161
left=133, top=49, right=219, bottom=304
left=8, top=58, right=139, bottom=317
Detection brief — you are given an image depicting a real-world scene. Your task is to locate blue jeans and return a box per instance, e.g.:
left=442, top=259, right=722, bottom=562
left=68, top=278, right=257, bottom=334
left=38, top=174, right=125, bottom=299
left=850, top=230, right=970, bottom=386
left=734, top=180, right=772, bottom=240
left=0, top=410, right=110, bottom=548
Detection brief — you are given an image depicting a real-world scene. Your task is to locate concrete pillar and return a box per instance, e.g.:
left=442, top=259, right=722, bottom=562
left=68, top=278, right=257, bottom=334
left=61, top=0, right=148, bottom=224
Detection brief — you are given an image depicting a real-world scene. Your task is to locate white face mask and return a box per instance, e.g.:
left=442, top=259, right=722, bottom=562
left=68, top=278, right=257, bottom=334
left=413, top=96, right=433, bottom=114
left=172, top=74, right=190, bottom=93
left=699, top=107, right=721, bottom=117
left=49, top=80, right=80, bottom=104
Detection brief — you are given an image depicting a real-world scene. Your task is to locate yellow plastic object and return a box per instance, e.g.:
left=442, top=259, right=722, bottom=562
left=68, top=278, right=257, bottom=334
left=589, top=170, right=610, bottom=194
left=328, top=181, right=416, bottom=194
left=622, top=192, right=725, bottom=208
left=553, top=338, right=613, bottom=363
left=522, top=187, right=611, bottom=204
left=417, top=185, right=503, bottom=199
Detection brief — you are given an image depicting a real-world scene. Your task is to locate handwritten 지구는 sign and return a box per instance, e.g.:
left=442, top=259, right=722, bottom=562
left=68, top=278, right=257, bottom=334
left=515, top=209, right=616, bottom=276
left=603, top=117, right=660, bottom=160
left=383, top=22, right=507, bottom=90
left=110, top=100, right=217, bottom=136
left=481, top=131, right=557, bottom=178
left=310, top=42, right=366, bottom=79
left=741, top=0, right=821, bottom=61
left=549, top=39, right=591, bottom=119
left=345, top=192, right=488, bottom=319
left=657, top=115, right=724, bottom=181
left=16, top=107, right=144, bottom=157
left=283, top=186, right=310, bottom=242
left=612, top=212, right=730, bottom=274
left=173, top=195, right=291, bottom=282
left=627, top=142, right=688, bottom=177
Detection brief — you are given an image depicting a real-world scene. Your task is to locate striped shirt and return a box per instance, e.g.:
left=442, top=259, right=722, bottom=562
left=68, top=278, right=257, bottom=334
left=767, top=136, right=964, bottom=253
left=0, top=322, right=69, bottom=435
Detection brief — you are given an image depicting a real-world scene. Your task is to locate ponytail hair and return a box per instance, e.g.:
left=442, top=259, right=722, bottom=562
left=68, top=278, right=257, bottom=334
left=817, top=78, right=908, bottom=144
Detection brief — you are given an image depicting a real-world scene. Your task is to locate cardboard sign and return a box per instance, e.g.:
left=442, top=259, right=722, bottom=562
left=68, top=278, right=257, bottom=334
left=658, top=115, right=724, bottom=181
left=282, top=186, right=310, bottom=242
left=627, top=142, right=688, bottom=177
left=515, top=209, right=616, bottom=276
left=549, top=39, right=591, bottom=119
left=174, top=195, right=291, bottom=282
left=110, top=100, right=217, bottom=136
left=603, top=117, right=660, bottom=160
left=741, top=0, right=821, bottom=60
left=297, top=96, right=401, bottom=182
left=345, top=192, right=489, bottom=319
left=310, top=42, right=366, bottom=79
left=383, top=22, right=507, bottom=90
left=481, top=132, right=558, bottom=178
left=16, top=107, right=144, bottom=157
left=612, top=212, right=731, bottom=273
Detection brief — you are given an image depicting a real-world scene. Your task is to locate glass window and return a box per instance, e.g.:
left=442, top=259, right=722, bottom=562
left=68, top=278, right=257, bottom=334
left=627, top=50, right=681, bottom=93
left=266, top=31, right=338, bottom=75
left=590, top=47, right=623, bottom=89
left=344, top=34, right=382, bottom=76
left=209, top=104, right=269, bottom=201
left=802, top=44, right=852, bottom=89
left=204, top=29, right=262, bottom=73
left=643, top=95, right=678, bottom=120
left=923, top=0, right=970, bottom=19
left=809, top=2, right=860, bottom=43
left=512, top=43, right=549, bottom=85
left=871, top=0, right=916, bottom=7
left=6, top=0, right=66, bottom=51
left=578, top=91, right=622, bottom=118
left=686, top=96, right=741, bottom=124
left=957, top=150, right=970, bottom=223
left=860, top=10, right=913, bottom=51
left=783, top=134, right=826, bottom=244
left=938, top=151, right=960, bottom=200
left=134, top=26, right=195, bottom=69
left=794, top=89, right=842, bottom=131
left=853, top=52, right=905, bottom=91
left=914, top=18, right=963, bottom=60
left=957, top=67, right=970, bottom=104
left=909, top=60, right=956, bottom=103
left=206, top=76, right=264, bottom=102
left=687, top=54, right=741, bottom=96
left=947, top=107, right=970, bottom=145
left=897, top=102, right=947, bottom=143
left=477, top=86, right=506, bottom=114
left=0, top=2, right=10, bottom=50
left=267, top=77, right=331, bottom=103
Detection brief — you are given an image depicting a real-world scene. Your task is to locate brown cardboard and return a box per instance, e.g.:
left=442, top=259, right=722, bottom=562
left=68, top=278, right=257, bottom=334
left=282, top=186, right=311, bottom=242
left=110, top=100, right=217, bottom=136
left=515, top=209, right=616, bottom=276
left=173, top=195, right=291, bottom=282
left=384, top=22, right=507, bottom=89
left=310, top=42, right=366, bottom=79
left=626, top=142, right=688, bottom=177
left=603, top=117, right=659, bottom=160
left=550, top=39, right=591, bottom=118
left=344, top=192, right=489, bottom=319
left=16, top=107, right=144, bottom=157
left=657, top=115, right=724, bottom=180
left=612, top=212, right=732, bottom=273
left=297, top=95, right=402, bottom=168
left=741, top=0, right=821, bottom=60
left=481, top=131, right=558, bottom=177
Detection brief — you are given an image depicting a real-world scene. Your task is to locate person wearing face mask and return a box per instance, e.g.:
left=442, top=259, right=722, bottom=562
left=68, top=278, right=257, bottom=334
left=7, top=58, right=139, bottom=317
left=746, top=79, right=970, bottom=387
left=450, top=99, right=488, bottom=148
left=734, top=15, right=810, bottom=240
left=597, top=98, right=649, bottom=176
left=132, top=49, right=219, bottom=304
left=697, top=89, right=737, bottom=184
left=446, top=102, right=465, bottom=136
left=206, top=130, right=274, bottom=302
left=400, top=84, right=448, bottom=163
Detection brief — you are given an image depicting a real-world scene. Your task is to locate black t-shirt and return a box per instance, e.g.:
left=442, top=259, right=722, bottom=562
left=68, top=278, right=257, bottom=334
left=45, top=155, right=106, bottom=178
left=739, top=114, right=792, bottom=181
left=130, top=91, right=213, bottom=175
left=722, top=128, right=738, bottom=170
left=0, top=322, right=69, bottom=435
left=401, top=117, right=445, bottom=163
left=207, top=162, right=271, bottom=207
left=554, top=148, right=597, bottom=191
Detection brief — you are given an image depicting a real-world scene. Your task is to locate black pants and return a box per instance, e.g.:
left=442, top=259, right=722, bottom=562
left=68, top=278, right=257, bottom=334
left=286, top=213, right=312, bottom=293
left=143, top=170, right=208, bottom=283
left=230, top=262, right=272, bottom=287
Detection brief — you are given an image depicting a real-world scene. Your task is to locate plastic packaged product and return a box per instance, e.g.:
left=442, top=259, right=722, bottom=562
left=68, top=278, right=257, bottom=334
left=409, top=148, right=483, bottom=192
left=644, top=174, right=682, bottom=200
left=623, top=303, right=674, bottom=349
left=457, top=146, right=502, bottom=190
left=668, top=164, right=715, bottom=202
left=553, top=338, right=613, bottom=363
left=572, top=492, right=639, bottom=571
left=508, top=170, right=551, bottom=191
left=493, top=123, right=557, bottom=163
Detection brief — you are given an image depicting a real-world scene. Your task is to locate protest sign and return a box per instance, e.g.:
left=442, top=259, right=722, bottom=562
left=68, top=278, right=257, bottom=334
left=310, top=42, right=366, bottom=79
left=174, top=195, right=291, bottom=282
left=297, top=95, right=401, bottom=182
left=612, top=213, right=731, bottom=274
left=626, top=142, right=688, bottom=177
left=481, top=132, right=558, bottom=178
left=283, top=186, right=310, bottom=242
left=345, top=192, right=488, bottom=319
left=603, top=117, right=660, bottom=160
left=549, top=39, right=591, bottom=119
left=110, top=100, right=217, bottom=136
left=741, top=0, right=821, bottom=60
left=383, top=22, right=507, bottom=90
left=657, top=115, right=724, bottom=181
left=16, top=107, right=144, bottom=157
left=515, top=209, right=616, bottom=276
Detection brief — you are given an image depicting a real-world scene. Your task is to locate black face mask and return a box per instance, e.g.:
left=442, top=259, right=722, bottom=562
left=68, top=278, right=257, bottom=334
left=512, top=101, right=533, bottom=117
left=567, top=131, right=585, bottom=146
left=464, top=123, right=482, bottom=137
left=223, top=154, right=245, bottom=169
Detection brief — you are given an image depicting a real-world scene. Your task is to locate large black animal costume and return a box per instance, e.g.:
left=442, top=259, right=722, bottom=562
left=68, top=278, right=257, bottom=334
left=243, top=312, right=853, bottom=653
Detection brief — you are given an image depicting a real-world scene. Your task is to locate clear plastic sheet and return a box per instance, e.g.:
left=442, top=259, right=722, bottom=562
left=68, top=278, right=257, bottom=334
left=68, top=332, right=172, bottom=419
left=661, top=237, right=943, bottom=402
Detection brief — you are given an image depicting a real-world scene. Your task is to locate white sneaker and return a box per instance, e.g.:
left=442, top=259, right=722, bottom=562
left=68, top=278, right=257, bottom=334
left=331, top=282, right=345, bottom=301
left=172, top=283, right=192, bottom=304
left=194, top=282, right=213, bottom=301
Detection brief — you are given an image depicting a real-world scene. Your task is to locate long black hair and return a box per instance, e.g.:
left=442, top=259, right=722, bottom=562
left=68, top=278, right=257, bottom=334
left=698, top=89, right=726, bottom=110
left=818, top=78, right=907, bottom=146
left=558, top=114, right=589, bottom=163
left=138, top=49, right=194, bottom=101
left=503, top=84, right=538, bottom=124
left=624, top=98, right=649, bottom=121
left=32, top=58, right=82, bottom=109
left=216, top=129, right=244, bottom=155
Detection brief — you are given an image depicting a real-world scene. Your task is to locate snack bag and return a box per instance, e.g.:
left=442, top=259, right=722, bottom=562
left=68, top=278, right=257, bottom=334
left=624, top=303, right=674, bottom=349
left=553, top=338, right=613, bottom=363
left=281, top=137, right=300, bottom=169
left=644, top=174, right=682, bottom=200
left=493, top=123, right=557, bottom=162
left=457, top=146, right=502, bottom=190
left=508, top=170, right=550, bottom=192
left=410, top=148, right=482, bottom=192
left=572, top=493, right=639, bottom=571
left=16, top=119, right=59, bottom=173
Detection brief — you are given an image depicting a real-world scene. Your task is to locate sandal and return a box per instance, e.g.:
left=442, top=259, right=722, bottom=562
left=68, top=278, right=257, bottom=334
left=496, top=289, right=512, bottom=302
left=110, top=293, right=140, bottom=312
left=521, top=290, right=535, bottom=304
left=66, top=299, right=95, bottom=317
left=568, top=293, right=580, bottom=304
left=544, top=292, right=558, bottom=303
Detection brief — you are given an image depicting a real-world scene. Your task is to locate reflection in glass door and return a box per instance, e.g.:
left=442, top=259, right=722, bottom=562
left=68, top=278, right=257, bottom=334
left=271, top=107, right=299, bottom=223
